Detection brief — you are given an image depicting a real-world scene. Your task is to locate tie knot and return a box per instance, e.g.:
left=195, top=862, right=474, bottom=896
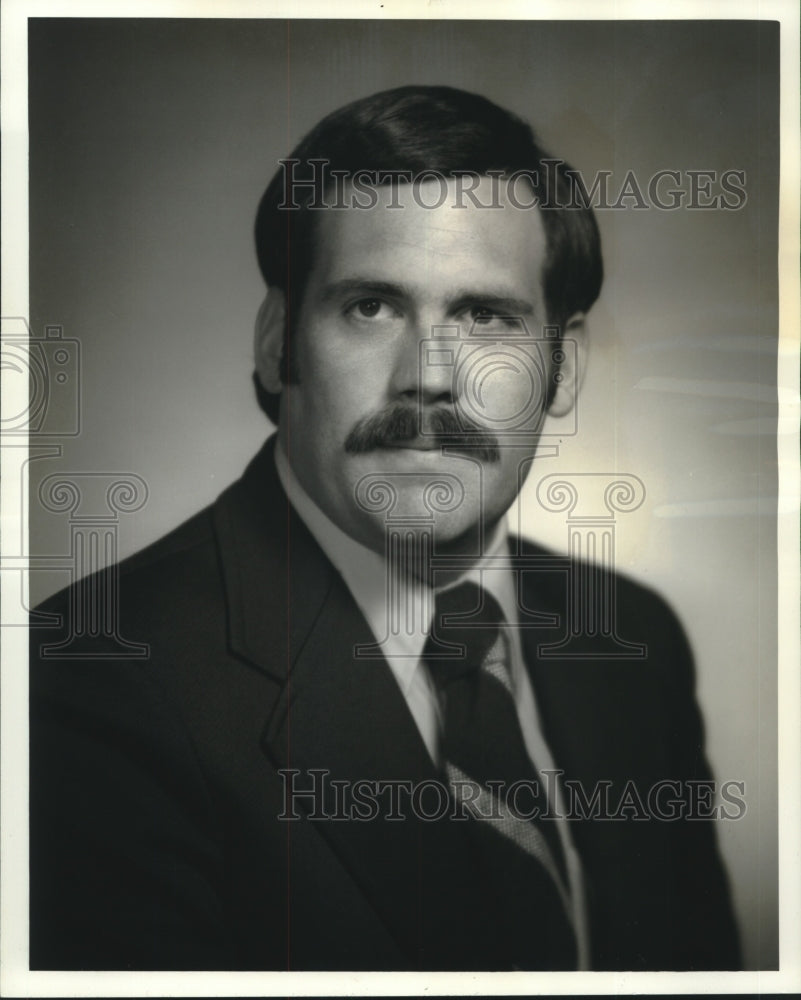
left=424, top=582, right=504, bottom=684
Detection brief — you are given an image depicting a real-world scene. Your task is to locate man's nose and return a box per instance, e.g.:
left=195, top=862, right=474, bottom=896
left=390, top=322, right=457, bottom=405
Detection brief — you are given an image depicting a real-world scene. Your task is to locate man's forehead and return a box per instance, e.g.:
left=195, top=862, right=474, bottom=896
left=309, top=175, right=548, bottom=290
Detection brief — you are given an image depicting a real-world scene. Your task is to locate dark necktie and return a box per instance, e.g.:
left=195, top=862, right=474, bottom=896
left=423, top=581, right=578, bottom=970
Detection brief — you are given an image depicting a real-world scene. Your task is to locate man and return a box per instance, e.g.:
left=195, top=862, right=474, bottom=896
left=29, top=86, right=740, bottom=971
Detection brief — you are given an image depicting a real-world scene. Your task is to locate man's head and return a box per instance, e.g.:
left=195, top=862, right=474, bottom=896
left=253, top=86, right=603, bottom=556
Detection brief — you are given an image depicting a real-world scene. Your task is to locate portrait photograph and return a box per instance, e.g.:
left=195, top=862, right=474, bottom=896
left=1, top=1, right=798, bottom=996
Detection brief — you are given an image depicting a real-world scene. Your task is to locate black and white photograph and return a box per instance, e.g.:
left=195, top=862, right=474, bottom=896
left=1, top=2, right=798, bottom=995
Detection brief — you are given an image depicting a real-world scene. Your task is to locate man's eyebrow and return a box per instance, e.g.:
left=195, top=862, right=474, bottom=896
left=319, top=279, right=412, bottom=303
left=447, top=292, right=536, bottom=316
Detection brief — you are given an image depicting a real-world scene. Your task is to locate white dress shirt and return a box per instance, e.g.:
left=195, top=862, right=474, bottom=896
left=274, top=440, right=589, bottom=967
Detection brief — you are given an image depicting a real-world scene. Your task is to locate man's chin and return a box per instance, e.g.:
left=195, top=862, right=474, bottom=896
left=351, top=505, right=490, bottom=567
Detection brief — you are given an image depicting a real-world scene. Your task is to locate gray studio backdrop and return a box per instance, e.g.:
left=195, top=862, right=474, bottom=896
left=27, top=18, right=778, bottom=968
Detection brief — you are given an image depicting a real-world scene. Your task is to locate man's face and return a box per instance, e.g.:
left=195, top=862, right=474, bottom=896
left=271, top=176, right=571, bottom=557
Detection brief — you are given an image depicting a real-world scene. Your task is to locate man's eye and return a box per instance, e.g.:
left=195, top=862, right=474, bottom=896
left=470, top=306, right=500, bottom=324
left=347, top=298, right=395, bottom=320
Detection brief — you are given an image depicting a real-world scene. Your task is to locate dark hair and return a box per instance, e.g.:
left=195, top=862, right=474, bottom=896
left=254, top=85, right=603, bottom=424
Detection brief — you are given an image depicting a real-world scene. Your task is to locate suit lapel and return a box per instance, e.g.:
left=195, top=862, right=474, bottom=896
left=213, top=438, right=335, bottom=681
left=213, top=440, right=485, bottom=967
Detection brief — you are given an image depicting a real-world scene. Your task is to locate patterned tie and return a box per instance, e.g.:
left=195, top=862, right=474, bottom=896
left=423, top=581, right=578, bottom=970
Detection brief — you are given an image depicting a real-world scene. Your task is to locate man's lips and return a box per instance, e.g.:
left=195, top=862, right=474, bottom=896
left=379, top=438, right=441, bottom=452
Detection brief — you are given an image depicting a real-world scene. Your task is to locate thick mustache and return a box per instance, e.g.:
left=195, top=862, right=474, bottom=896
left=344, top=404, right=501, bottom=462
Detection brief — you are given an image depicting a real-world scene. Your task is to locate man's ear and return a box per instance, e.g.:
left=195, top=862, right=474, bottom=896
left=254, top=289, right=287, bottom=395
left=547, top=312, right=588, bottom=418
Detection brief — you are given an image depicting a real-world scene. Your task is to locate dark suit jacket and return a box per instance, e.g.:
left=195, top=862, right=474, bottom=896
left=30, top=438, right=740, bottom=971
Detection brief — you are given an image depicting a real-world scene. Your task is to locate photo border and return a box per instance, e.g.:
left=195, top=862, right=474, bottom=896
left=2, top=0, right=798, bottom=995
